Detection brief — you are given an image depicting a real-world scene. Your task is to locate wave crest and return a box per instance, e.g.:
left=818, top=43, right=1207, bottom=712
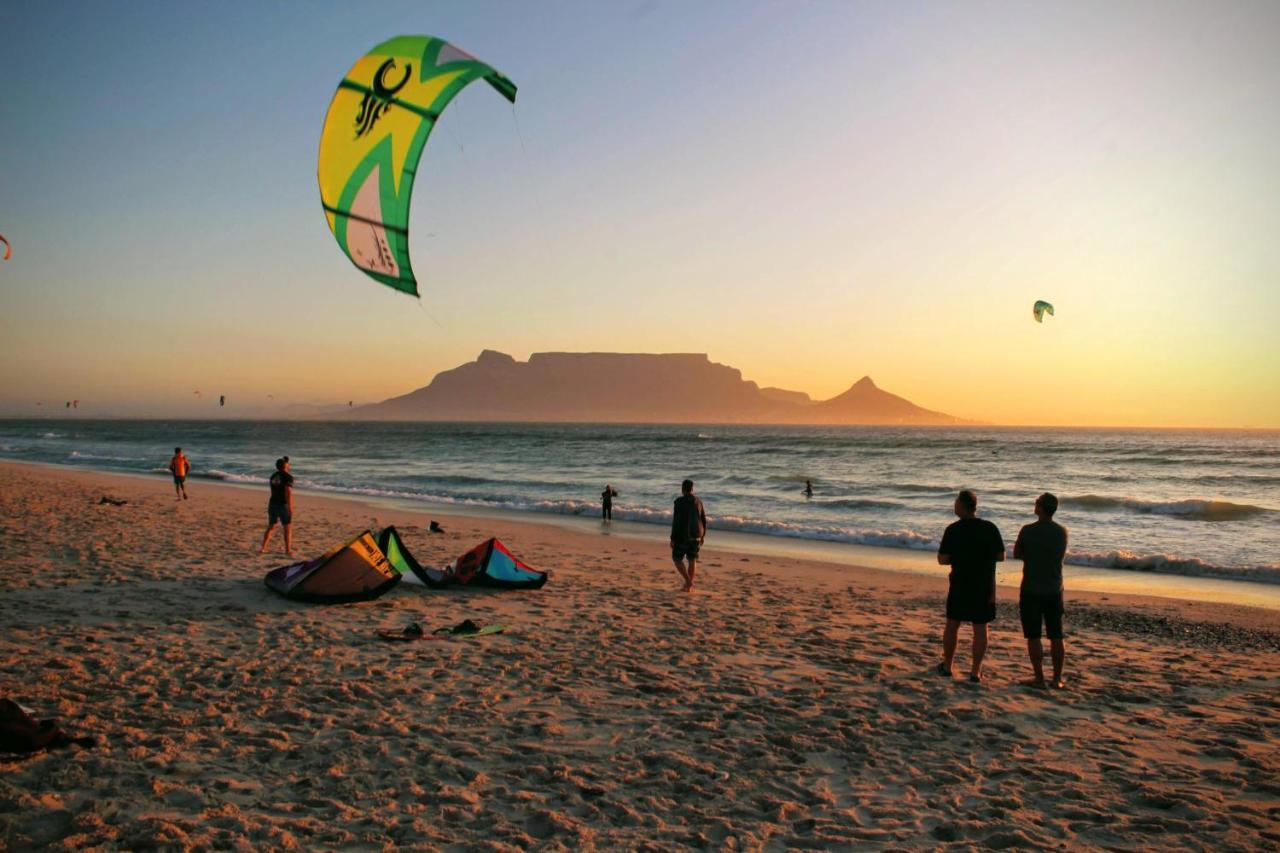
left=1062, top=495, right=1273, bottom=521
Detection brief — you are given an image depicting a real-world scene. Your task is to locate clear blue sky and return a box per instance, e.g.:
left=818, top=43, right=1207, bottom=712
left=2, top=1, right=1278, bottom=425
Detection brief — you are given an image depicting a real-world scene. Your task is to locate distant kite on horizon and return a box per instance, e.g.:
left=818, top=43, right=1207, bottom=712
left=219, top=394, right=226, bottom=407
left=0, top=234, right=10, bottom=261
left=1033, top=300, right=1055, bottom=323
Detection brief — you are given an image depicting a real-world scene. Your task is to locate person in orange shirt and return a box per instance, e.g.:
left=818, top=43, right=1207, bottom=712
left=167, top=447, right=191, bottom=500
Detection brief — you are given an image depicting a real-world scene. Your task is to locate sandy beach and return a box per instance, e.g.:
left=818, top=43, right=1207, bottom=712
left=1, top=460, right=1277, bottom=849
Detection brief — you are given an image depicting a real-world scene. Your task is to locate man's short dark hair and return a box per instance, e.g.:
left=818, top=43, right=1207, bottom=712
left=681, top=479, right=694, bottom=494
left=1037, top=492, right=1058, bottom=517
left=175, top=447, right=181, bottom=453
left=957, top=490, right=978, bottom=512
left=275, top=458, right=286, bottom=471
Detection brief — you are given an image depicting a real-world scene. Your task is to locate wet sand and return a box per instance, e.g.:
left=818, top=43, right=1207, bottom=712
left=2, top=461, right=1277, bottom=849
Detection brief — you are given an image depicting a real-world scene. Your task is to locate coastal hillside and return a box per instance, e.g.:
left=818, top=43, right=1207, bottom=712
left=348, top=351, right=968, bottom=424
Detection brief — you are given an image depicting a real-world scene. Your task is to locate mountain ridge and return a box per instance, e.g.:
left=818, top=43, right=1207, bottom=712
left=347, top=351, right=971, bottom=424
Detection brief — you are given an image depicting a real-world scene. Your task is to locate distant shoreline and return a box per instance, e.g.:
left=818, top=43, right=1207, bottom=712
left=5, top=458, right=1277, bottom=611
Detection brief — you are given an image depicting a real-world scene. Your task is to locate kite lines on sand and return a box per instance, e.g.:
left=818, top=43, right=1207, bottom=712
left=317, top=35, right=517, bottom=298
left=1033, top=300, right=1055, bottom=323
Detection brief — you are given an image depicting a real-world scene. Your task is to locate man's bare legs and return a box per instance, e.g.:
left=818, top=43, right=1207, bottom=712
left=282, top=522, right=293, bottom=557
left=941, top=619, right=988, bottom=680
left=671, top=557, right=690, bottom=590
left=971, top=622, right=989, bottom=681
left=1025, top=637, right=1065, bottom=688
left=940, top=618, right=961, bottom=674
left=260, top=522, right=277, bottom=554
left=684, top=557, right=697, bottom=592
left=1026, top=638, right=1046, bottom=687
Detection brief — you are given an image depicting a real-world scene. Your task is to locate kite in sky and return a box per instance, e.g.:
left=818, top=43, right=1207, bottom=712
left=219, top=395, right=226, bottom=407
left=317, top=35, right=517, bottom=298
left=0, top=234, right=10, bottom=261
left=1033, top=300, right=1055, bottom=323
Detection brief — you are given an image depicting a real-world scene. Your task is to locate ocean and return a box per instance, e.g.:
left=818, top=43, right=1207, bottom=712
left=1, top=420, right=1277, bottom=587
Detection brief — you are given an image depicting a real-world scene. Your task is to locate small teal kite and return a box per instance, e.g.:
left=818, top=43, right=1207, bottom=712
left=1033, top=300, right=1054, bottom=323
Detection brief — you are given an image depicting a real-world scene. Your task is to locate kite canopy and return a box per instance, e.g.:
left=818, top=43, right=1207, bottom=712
left=1033, top=300, right=1055, bottom=323
left=317, top=35, right=517, bottom=298
left=0, top=234, right=10, bottom=261
left=379, top=528, right=547, bottom=590
left=264, top=531, right=401, bottom=603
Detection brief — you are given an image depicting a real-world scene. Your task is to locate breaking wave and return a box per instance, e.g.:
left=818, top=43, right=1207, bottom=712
left=1065, top=549, right=1280, bottom=585
left=1062, top=495, right=1274, bottom=522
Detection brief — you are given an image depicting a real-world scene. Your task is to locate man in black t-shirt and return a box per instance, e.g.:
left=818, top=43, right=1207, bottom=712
left=671, top=479, right=707, bottom=592
left=936, top=489, right=1005, bottom=682
left=259, top=457, right=295, bottom=557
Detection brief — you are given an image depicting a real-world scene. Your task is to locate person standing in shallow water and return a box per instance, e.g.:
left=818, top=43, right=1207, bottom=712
left=601, top=484, right=618, bottom=521
left=671, top=479, right=707, bottom=592
left=936, top=489, right=1005, bottom=682
left=259, top=458, right=295, bottom=557
left=1014, top=493, right=1069, bottom=689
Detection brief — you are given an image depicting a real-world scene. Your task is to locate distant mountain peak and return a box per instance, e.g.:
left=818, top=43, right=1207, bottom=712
left=851, top=376, right=877, bottom=391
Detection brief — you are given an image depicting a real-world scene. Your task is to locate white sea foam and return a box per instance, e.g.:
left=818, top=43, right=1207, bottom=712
left=200, top=469, right=266, bottom=484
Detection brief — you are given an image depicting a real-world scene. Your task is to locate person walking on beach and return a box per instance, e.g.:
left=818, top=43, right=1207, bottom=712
left=671, top=479, right=707, bottom=592
left=259, top=458, right=295, bottom=557
left=601, top=484, right=618, bottom=521
left=1014, top=493, right=1068, bottom=689
left=167, top=447, right=191, bottom=501
left=804, top=479, right=814, bottom=498
left=936, top=489, right=1005, bottom=682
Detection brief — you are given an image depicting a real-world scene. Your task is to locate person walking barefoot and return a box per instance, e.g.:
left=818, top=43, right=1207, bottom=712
left=259, top=457, right=295, bottom=557
left=167, top=447, right=191, bottom=501
left=670, top=479, right=707, bottom=592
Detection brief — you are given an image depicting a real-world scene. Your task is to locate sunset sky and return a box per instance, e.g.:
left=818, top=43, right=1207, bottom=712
left=1, top=1, right=1277, bottom=427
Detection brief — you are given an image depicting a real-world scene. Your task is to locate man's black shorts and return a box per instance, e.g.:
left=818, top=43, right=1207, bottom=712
left=672, top=540, right=701, bottom=562
left=1020, top=591, right=1065, bottom=640
left=945, top=579, right=996, bottom=624
left=268, top=501, right=292, bottom=525
left=172, top=475, right=186, bottom=485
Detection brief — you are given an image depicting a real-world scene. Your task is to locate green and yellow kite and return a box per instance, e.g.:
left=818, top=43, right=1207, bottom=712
left=317, top=36, right=517, bottom=297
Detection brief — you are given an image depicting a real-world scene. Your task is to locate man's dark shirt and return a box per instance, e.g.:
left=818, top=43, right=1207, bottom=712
left=671, top=494, right=706, bottom=543
left=1015, top=519, right=1068, bottom=595
left=269, top=470, right=294, bottom=505
left=939, top=517, right=1005, bottom=585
